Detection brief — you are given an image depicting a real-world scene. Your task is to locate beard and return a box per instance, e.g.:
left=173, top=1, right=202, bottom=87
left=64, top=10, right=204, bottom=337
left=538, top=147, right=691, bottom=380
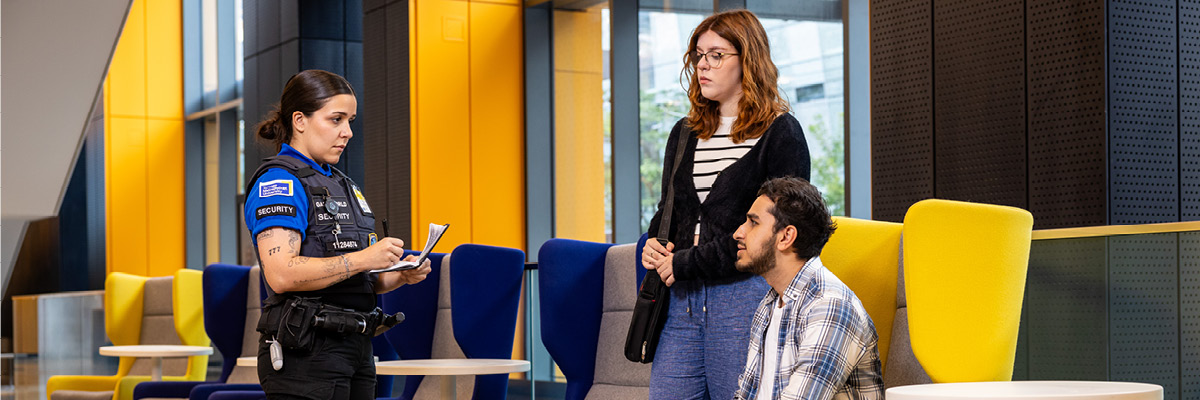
left=736, top=238, right=776, bottom=275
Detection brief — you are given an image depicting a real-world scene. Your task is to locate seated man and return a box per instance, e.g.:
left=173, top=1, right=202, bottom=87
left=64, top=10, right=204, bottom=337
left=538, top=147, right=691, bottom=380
left=732, top=177, right=884, bottom=400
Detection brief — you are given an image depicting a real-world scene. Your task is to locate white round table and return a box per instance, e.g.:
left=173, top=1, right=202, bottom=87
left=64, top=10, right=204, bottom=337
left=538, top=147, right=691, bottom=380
left=99, top=345, right=213, bottom=381
left=886, top=381, right=1163, bottom=400
left=377, top=359, right=529, bottom=399
left=237, top=357, right=529, bottom=399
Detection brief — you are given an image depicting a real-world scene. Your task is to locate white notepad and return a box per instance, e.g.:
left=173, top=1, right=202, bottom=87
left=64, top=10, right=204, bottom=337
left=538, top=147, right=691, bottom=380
left=370, top=223, right=449, bottom=272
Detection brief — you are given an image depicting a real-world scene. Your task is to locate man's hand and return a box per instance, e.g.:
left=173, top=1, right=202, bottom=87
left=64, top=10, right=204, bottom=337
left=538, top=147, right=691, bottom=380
left=642, top=238, right=676, bottom=287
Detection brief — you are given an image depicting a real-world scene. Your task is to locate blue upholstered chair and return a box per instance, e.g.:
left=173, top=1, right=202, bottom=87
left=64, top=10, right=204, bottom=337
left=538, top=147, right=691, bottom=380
left=381, top=251, right=445, bottom=400
left=381, top=244, right=525, bottom=400
left=132, top=264, right=264, bottom=400
left=538, top=236, right=653, bottom=400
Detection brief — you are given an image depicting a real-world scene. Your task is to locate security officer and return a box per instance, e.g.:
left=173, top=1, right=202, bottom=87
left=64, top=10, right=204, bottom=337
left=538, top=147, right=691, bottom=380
left=244, top=69, right=431, bottom=400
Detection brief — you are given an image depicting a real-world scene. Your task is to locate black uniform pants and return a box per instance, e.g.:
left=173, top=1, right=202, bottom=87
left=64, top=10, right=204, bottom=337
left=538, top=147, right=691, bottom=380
left=258, top=332, right=376, bottom=400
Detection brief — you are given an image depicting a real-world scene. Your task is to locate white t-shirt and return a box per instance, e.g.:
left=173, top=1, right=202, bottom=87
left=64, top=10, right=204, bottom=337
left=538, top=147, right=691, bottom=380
left=757, top=300, right=788, bottom=400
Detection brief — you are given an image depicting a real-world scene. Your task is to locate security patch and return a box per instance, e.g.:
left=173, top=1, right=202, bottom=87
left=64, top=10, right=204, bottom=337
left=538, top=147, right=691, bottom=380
left=259, top=179, right=293, bottom=198
left=256, top=204, right=297, bottom=219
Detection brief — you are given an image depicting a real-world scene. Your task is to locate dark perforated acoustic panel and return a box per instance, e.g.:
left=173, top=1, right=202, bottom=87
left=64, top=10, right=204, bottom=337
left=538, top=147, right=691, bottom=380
left=1183, top=1, right=1200, bottom=221
left=1026, top=238, right=1107, bottom=380
left=1012, top=306, right=1028, bottom=381
left=1109, top=234, right=1179, bottom=399
left=871, top=0, right=933, bottom=223
left=362, top=0, right=412, bottom=246
left=932, top=0, right=1026, bottom=208
left=1182, top=233, right=1200, bottom=399
left=1026, top=0, right=1107, bottom=229
left=1108, top=0, right=1179, bottom=224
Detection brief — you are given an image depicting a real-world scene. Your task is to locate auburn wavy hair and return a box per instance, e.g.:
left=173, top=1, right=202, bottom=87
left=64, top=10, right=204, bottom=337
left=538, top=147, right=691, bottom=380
left=682, top=10, right=789, bottom=142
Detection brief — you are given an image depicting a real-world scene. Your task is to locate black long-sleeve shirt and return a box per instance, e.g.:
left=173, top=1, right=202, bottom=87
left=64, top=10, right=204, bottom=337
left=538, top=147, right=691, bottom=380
left=648, top=113, right=812, bottom=281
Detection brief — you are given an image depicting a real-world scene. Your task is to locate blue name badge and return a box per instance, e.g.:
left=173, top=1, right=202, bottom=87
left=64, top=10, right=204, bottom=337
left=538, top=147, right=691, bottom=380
left=259, top=179, right=293, bottom=198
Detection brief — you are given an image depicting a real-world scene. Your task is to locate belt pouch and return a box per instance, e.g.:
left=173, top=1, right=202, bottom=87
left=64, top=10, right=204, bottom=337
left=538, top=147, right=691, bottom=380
left=276, top=297, right=321, bottom=352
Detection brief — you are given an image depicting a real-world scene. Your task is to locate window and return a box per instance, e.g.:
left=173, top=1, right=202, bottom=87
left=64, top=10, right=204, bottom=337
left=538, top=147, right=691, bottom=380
left=752, top=3, right=845, bottom=215
left=184, top=0, right=245, bottom=268
left=638, top=1, right=847, bottom=229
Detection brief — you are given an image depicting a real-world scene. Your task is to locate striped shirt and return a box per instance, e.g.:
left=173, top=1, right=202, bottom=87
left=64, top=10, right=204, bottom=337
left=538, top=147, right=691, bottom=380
left=694, top=116, right=759, bottom=239
left=734, top=256, right=884, bottom=400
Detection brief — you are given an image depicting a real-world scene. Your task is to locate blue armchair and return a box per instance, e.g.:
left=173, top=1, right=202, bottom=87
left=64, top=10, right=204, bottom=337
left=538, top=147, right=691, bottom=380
left=381, top=244, right=525, bottom=400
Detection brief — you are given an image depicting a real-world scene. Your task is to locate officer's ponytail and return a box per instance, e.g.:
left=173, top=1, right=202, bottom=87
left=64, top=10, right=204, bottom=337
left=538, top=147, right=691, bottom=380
left=255, top=70, right=356, bottom=152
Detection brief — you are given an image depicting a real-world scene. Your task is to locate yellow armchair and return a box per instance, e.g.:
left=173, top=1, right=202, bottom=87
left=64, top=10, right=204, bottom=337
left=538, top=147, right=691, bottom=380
left=46, top=269, right=209, bottom=400
left=902, top=199, right=1032, bottom=383
left=820, top=199, right=1033, bottom=388
left=821, top=216, right=902, bottom=369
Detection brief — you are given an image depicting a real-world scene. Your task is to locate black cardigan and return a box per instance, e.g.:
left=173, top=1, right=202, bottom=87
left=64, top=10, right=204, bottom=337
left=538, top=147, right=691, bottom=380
left=647, top=113, right=811, bottom=281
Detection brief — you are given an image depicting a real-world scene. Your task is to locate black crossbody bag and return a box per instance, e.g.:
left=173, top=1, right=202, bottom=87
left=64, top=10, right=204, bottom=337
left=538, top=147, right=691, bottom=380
left=624, top=130, right=689, bottom=363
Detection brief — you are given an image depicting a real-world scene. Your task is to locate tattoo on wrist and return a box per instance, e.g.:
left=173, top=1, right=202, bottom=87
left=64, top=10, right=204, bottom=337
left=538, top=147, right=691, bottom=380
left=322, top=257, right=340, bottom=273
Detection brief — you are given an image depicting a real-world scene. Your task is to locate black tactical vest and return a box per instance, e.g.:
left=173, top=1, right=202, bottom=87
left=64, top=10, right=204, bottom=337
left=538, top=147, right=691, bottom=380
left=247, top=155, right=378, bottom=311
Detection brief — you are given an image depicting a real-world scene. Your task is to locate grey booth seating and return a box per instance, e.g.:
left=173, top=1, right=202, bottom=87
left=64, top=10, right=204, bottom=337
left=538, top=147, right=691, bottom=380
left=539, top=239, right=651, bottom=400
left=589, top=243, right=652, bottom=399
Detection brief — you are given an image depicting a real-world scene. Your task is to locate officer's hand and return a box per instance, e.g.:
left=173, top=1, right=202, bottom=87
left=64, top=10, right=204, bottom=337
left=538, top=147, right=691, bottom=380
left=397, top=256, right=431, bottom=285
left=361, top=237, right=406, bottom=270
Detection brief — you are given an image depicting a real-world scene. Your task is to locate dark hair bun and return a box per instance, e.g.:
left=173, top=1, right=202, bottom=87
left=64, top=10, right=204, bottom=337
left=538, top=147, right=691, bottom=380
left=255, top=109, right=284, bottom=142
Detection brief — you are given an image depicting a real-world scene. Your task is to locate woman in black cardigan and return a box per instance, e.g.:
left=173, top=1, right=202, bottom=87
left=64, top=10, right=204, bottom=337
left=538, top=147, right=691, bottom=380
left=641, top=9, right=810, bottom=400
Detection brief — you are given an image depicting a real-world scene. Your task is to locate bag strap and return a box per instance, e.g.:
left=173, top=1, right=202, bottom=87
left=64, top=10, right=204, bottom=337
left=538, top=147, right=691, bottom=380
left=657, top=128, right=690, bottom=245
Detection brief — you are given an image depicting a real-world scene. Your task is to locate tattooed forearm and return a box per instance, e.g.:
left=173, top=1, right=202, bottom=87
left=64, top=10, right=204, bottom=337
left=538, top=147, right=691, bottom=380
left=287, top=256, right=310, bottom=268
left=267, top=246, right=281, bottom=256
left=294, top=272, right=354, bottom=285
left=294, top=255, right=354, bottom=285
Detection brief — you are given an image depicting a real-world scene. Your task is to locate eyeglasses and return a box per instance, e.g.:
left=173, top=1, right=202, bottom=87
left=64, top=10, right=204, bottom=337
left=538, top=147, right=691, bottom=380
left=691, top=50, right=739, bottom=68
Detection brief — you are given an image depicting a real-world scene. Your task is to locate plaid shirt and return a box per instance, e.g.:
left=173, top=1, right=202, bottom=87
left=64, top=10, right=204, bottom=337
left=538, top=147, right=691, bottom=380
left=734, top=256, right=884, bottom=400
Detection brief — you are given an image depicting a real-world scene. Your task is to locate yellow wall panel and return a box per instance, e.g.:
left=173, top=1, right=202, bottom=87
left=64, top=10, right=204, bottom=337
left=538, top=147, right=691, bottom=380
left=108, top=1, right=146, bottom=118
left=470, top=0, right=520, bottom=5
left=552, top=66, right=605, bottom=242
left=552, top=10, right=603, bottom=75
left=145, top=0, right=184, bottom=119
left=147, top=120, right=186, bottom=276
left=551, top=9, right=606, bottom=243
left=468, top=2, right=524, bottom=249
left=412, top=0, right=527, bottom=370
left=413, top=0, right=472, bottom=250
left=108, top=117, right=149, bottom=276
left=105, top=0, right=184, bottom=277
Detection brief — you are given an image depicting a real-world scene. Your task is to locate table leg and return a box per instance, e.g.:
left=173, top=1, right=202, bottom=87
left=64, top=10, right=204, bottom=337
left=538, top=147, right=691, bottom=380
left=440, top=375, right=457, bottom=399
left=151, top=357, right=162, bottom=381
